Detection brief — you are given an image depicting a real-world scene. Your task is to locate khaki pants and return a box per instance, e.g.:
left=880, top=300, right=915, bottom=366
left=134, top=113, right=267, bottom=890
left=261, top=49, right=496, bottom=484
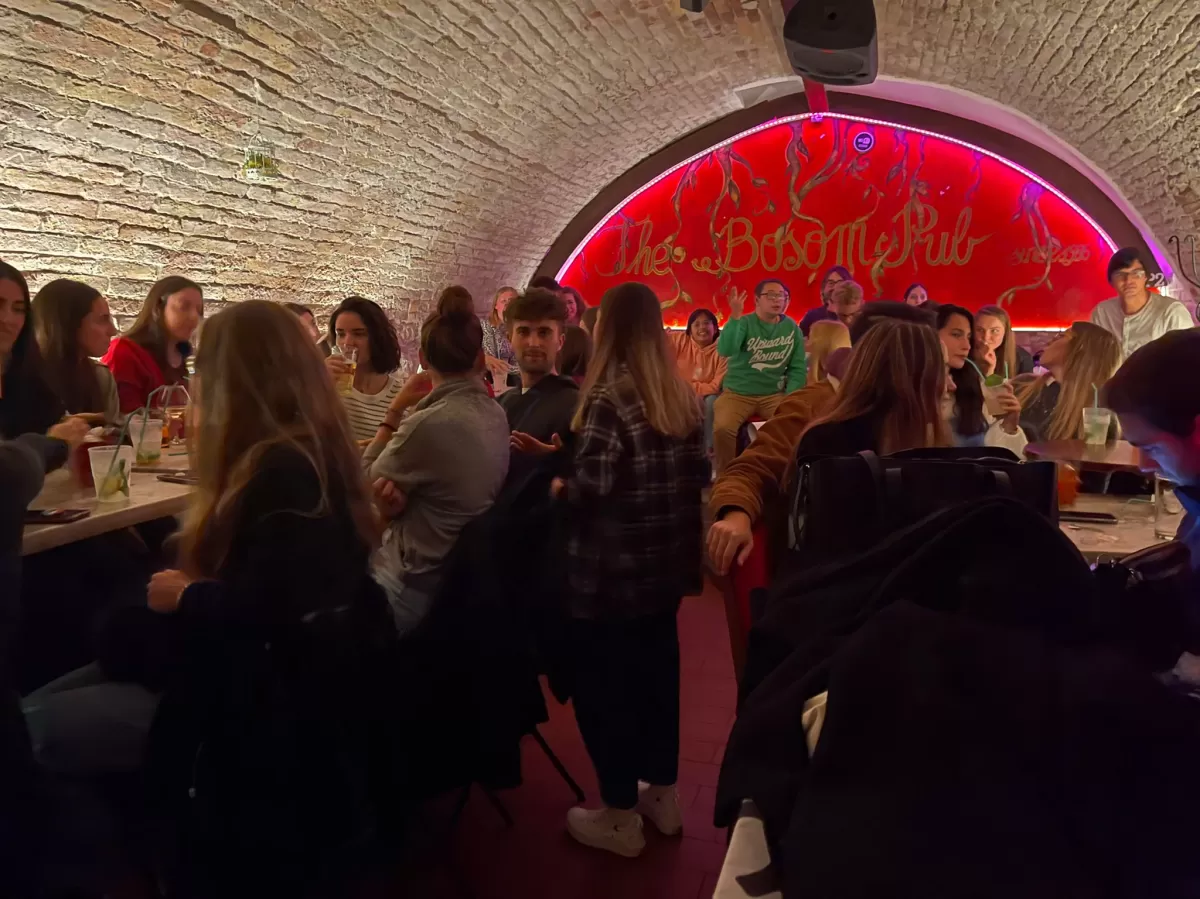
left=713, top=390, right=785, bottom=474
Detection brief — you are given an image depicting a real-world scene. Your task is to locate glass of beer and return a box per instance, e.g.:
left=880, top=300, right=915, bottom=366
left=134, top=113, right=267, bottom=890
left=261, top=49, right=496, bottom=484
left=333, top=346, right=357, bottom=396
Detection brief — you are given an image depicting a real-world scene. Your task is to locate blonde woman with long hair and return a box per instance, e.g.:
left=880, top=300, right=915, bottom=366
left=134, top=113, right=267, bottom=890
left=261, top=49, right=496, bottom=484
left=1014, top=321, right=1122, bottom=442
left=807, top=319, right=851, bottom=383
left=24, top=300, right=388, bottom=780
left=797, top=318, right=950, bottom=456
left=556, top=282, right=709, bottom=859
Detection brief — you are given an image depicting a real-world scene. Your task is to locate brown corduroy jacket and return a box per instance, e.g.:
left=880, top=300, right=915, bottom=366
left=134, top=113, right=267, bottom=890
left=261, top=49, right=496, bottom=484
left=708, top=379, right=838, bottom=529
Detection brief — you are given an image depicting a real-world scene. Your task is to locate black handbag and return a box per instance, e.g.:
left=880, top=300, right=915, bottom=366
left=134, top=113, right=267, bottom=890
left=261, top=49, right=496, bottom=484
left=787, top=448, right=1059, bottom=558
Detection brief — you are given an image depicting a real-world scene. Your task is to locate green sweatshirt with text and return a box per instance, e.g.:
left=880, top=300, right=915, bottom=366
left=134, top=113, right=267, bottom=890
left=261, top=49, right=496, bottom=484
left=716, top=313, right=806, bottom=396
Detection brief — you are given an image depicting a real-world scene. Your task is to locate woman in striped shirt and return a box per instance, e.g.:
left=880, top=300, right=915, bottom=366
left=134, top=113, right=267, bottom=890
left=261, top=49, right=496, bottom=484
left=324, top=296, right=404, bottom=443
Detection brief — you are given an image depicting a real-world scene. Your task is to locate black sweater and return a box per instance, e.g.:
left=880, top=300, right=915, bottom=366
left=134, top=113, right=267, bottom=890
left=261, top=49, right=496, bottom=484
left=0, top=367, right=63, bottom=441
left=498, top=374, right=579, bottom=486
left=102, top=444, right=389, bottom=688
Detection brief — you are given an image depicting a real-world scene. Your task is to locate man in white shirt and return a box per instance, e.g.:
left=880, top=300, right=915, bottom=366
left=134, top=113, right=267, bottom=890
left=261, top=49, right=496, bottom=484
left=1089, top=247, right=1194, bottom=358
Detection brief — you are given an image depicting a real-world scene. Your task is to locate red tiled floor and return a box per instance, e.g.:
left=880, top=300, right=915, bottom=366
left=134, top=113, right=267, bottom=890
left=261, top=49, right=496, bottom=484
left=402, top=578, right=736, bottom=899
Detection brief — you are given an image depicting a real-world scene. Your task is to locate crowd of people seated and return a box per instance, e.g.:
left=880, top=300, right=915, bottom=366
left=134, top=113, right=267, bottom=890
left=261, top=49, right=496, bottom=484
left=1, top=237, right=1198, bottom=896
left=0, top=258, right=714, bottom=892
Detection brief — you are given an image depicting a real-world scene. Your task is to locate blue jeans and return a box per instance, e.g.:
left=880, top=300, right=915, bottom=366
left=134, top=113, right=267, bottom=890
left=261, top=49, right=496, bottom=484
left=703, top=393, right=718, bottom=457
left=22, top=663, right=158, bottom=776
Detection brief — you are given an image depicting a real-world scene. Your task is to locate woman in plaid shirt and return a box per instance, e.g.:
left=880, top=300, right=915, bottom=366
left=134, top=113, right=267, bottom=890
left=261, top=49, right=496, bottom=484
left=554, top=281, right=710, bottom=858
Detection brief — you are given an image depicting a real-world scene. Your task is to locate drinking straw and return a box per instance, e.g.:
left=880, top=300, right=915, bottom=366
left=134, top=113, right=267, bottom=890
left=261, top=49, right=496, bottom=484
left=965, top=357, right=986, bottom=381
left=1092, top=383, right=1099, bottom=408
left=1004, top=362, right=1010, bottom=381
left=99, top=384, right=173, bottom=489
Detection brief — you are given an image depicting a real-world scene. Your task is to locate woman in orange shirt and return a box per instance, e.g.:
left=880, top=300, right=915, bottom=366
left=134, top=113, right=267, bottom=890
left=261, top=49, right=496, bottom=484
left=667, top=308, right=726, bottom=457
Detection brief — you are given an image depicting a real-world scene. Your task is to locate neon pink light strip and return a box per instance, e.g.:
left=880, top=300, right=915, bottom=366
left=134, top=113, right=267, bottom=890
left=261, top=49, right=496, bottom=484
left=555, top=111, right=1120, bottom=282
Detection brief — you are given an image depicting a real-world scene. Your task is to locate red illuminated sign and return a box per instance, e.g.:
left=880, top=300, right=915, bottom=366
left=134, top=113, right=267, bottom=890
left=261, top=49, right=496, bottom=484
left=557, top=113, right=1118, bottom=329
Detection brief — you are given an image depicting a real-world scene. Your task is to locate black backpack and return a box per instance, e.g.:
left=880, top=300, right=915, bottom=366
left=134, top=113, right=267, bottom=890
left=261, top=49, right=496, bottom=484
left=786, top=448, right=1058, bottom=561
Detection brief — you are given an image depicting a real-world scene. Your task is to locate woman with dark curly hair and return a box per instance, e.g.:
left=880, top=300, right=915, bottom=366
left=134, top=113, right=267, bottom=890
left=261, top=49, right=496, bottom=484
left=324, top=296, right=405, bottom=443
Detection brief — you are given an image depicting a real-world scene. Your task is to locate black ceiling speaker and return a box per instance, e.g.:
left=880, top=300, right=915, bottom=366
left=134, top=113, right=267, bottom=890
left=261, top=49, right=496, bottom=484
left=783, top=0, right=877, bottom=86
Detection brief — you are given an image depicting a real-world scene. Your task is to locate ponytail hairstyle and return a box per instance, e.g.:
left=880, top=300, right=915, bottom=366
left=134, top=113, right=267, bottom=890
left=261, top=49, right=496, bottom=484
left=436, top=285, right=475, bottom=318
left=421, top=301, right=484, bottom=376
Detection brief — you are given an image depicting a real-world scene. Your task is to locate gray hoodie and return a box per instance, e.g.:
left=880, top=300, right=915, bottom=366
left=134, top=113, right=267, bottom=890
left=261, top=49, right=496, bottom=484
left=365, top=377, right=509, bottom=588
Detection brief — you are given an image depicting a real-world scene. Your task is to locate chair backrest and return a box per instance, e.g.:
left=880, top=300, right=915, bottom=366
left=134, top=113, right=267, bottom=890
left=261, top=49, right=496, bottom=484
left=788, top=449, right=1058, bottom=561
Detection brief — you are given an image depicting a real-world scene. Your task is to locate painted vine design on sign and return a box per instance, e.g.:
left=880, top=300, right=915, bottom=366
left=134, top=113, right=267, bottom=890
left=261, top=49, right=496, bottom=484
left=559, top=114, right=1117, bottom=329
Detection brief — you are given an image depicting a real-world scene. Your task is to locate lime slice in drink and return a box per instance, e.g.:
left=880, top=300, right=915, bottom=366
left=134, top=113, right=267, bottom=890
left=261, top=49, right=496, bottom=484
left=983, top=374, right=1006, bottom=388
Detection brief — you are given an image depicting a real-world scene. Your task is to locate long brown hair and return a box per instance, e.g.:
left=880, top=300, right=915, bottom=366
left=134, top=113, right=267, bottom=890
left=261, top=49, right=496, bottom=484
left=572, top=282, right=700, bottom=438
left=125, top=275, right=202, bottom=372
left=801, top=318, right=950, bottom=453
left=177, top=300, right=378, bottom=579
left=32, top=278, right=104, bottom=413
left=974, top=304, right=1017, bottom=378
left=557, top=325, right=592, bottom=379
left=1014, top=321, right=1121, bottom=440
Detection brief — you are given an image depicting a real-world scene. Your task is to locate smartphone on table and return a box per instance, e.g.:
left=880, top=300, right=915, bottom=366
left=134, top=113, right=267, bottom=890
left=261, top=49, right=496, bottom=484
left=1059, top=510, right=1119, bottom=525
left=25, top=508, right=91, bottom=525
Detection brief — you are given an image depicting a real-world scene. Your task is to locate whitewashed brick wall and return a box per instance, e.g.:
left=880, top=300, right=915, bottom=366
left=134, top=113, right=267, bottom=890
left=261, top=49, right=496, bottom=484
left=0, top=0, right=1196, bottom=358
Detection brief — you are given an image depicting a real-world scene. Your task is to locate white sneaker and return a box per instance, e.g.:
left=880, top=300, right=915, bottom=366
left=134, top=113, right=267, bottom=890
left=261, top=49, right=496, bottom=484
left=636, top=783, right=683, bottom=836
left=565, top=806, right=646, bottom=857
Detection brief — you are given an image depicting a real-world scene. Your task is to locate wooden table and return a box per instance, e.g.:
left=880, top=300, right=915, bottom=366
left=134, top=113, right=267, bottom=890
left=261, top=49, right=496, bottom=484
left=1025, top=439, right=1151, bottom=474
left=1059, top=493, right=1166, bottom=562
left=22, top=452, right=194, bottom=556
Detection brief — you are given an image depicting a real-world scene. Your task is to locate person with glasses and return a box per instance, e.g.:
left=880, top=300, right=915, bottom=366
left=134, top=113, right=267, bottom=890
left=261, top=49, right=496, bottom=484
left=713, top=279, right=806, bottom=474
left=1089, top=247, right=1193, bottom=359
left=798, top=265, right=850, bottom=336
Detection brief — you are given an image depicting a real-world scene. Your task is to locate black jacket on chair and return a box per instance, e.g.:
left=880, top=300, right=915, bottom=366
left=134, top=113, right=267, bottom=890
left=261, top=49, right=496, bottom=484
left=717, top=498, right=1200, bottom=899
left=377, top=468, right=558, bottom=801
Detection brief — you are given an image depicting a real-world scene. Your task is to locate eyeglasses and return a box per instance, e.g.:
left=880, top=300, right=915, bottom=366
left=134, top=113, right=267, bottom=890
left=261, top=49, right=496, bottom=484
left=759, top=291, right=788, bottom=300
left=1113, top=269, right=1147, bottom=282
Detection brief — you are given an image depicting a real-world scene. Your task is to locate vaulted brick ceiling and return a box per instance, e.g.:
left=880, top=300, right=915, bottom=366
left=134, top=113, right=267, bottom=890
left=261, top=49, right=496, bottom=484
left=1, top=0, right=1197, bottom=345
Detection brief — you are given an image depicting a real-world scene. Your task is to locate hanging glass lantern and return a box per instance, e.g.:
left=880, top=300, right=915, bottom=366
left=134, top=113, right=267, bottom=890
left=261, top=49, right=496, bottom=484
left=240, top=135, right=280, bottom=182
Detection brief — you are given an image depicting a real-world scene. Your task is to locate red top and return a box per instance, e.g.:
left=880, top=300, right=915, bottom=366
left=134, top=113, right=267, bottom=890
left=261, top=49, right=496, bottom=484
left=101, top=337, right=169, bottom=414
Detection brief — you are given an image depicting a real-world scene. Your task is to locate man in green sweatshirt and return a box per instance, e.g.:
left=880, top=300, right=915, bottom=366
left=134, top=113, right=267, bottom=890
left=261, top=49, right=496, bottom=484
left=712, top=279, right=806, bottom=474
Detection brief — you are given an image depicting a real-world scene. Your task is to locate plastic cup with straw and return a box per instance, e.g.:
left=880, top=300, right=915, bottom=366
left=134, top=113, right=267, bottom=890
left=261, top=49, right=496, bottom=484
left=95, top=384, right=178, bottom=498
left=1081, top=382, right=1111, bottom=445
